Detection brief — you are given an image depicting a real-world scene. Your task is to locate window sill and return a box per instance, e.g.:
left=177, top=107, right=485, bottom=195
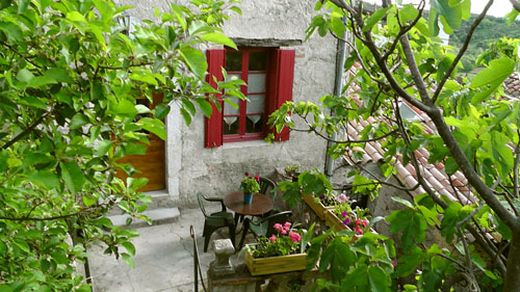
left=221, top=139, right=272, bottom=150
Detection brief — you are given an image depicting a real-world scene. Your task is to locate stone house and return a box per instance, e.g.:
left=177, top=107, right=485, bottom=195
left=116, top=1, right=338, bottom=207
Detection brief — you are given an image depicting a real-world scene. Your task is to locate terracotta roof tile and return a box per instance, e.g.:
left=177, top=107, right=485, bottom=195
left=504, top=72, right=520, bottom=99
left=343, top=100, right=476, bottom=205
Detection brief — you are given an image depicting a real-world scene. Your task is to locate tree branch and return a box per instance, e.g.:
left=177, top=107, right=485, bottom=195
left=431, top=0, right=494, bottom=104
left=399, top=35, right=432, bottom=104
left=428, top=108, right=520, bottom=231
left=513, top=131, right=520, bottom=198
left=510, top=0, right=520, bottom=11
left=1, top=110, right=52, bottom=150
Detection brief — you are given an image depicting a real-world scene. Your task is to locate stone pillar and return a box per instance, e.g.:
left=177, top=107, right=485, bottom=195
left=208, top=239, right=256, bottom=292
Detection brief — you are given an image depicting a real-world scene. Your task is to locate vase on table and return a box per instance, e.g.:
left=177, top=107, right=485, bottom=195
left=243, top=193, right=254, bottom=205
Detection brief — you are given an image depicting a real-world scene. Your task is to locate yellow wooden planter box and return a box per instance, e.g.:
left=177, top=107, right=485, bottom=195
left=244, top=245, right=307, bottom=276
left=302, top=194, right=334, bottom=221
left=324, top=209, right=348, bottom=231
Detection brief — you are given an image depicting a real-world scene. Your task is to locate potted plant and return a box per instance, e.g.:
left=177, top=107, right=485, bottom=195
left=326, top=202, right=370, bottom=234
left=302, top=191, right=347, bottom=220
left=244, top=222, right=314, bottom=276
left=241, top=173, right=260, bottom=204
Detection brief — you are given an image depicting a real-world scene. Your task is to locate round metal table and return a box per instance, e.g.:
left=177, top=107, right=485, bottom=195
left=223, top=191, right=273, bottom=216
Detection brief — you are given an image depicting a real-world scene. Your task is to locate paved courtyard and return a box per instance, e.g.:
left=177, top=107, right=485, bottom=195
left=88, top=206, right=232, bottom=292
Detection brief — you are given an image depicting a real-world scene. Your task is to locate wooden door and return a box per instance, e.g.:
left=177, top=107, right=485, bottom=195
left=117, top=94, right=166, bottom=192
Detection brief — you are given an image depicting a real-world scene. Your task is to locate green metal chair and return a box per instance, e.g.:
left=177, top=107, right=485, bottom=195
left=237, top=210, right=293, bottom=249
left=259, top=176, right=276, bottom=197
left=197, top=193, right=236, bottom=252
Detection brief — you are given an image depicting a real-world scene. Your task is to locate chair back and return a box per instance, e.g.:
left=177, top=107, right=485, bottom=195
left=258, top=177, right=276, bottom=197
left=264, top=210, right=293, bottom=236
left=196, top=193, right=209, bottom=218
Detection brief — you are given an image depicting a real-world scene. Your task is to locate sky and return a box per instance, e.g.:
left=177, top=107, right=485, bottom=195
left=362, top=0, right=513, bottom=17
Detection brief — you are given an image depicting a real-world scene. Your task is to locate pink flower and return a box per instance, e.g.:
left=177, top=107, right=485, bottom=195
left=336, top=193, right=349, bottom=203
left=255, top=175, right=260, bottom=182
left=288, top=231, right=301, bottom=243
left=269, top=235, right=277, bottom=242
left=355, top=219, right=362, bottom=226
left=281, top=229, right=288, bottom=235
left=273, top=223, right=283, bottom=232
left=283, top=222, right=292, bottom=230
left=362, top=219, right=368, bottom=227
left=354, top=226, right=363, bottom=235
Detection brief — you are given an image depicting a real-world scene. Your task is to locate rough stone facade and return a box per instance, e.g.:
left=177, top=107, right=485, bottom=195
left=118, top=0, right=337, bottom=206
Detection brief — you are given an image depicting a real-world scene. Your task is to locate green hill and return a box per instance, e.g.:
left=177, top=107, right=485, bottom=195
left=449, top=14, right=520, bottom=72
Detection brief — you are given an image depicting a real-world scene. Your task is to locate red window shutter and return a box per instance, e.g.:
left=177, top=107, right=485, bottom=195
left=273, top=49, right=295, bottom=142
left=204, top=49, right=225, bottom=148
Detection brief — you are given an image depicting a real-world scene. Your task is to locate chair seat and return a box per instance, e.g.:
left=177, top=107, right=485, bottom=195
left=206, top=211, right=234, bottom=225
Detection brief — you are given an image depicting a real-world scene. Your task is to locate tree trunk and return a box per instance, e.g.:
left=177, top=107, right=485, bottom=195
left=504, top=232, right=520, bottom=292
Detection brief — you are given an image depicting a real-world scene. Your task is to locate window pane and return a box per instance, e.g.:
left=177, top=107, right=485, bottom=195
left=226, top=51, right=241, bottom=71
left=247, top=95, right=265, bottom=114
left=247, top=73, right=266, bottom=93
left=246, top=115, right=264, bottom=133
left=224, top=97, right=240, bottom=115
left=249, top=51, right=268, bottom=71
left=223, top=116, right=239, bottom=135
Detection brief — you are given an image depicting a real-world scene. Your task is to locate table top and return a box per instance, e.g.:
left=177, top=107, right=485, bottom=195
left=223, top=191, right=273, bottom=216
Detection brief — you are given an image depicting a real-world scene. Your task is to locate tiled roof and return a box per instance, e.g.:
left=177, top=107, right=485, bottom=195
left=342, top=79, right=476, bottom=204
left=504, top=72, right=520, bottom=99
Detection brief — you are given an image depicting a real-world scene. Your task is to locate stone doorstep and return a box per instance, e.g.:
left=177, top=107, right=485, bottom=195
left=108, top=207, right=180, bottom=228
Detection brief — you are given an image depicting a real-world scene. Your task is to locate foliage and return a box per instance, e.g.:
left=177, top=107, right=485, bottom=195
left=0, top=0, right=240, bottom=289
left=271, top=0, right=520, bottom=290
left=307, top=229, right=395, bottom=291
left=278, top=169, right=334, bottom=208
left=249, top=222, right=313, bottom=258
left=450, top=14, right=520, bottom=72
left=241, top=174, right=260, bottom=194
left=333, top=205, right=369, bottom=235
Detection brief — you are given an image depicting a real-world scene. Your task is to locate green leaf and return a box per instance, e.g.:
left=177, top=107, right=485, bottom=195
left=18, top=0, right=30, bottom=14
left=368, top=266, right=390, bottom=292
left=60, top=161, right=85, bottom=193
left=0, top=22, right=23, bottom=42
left=391, top=197, right=414, bottom=209
left=180, top=107, right=192, bottom=125
left=195, top=98, right=213, bottom=118
left=70, top=113, right=88, bottom=130
left=29, top=170, right=60, bottom=189
left=121, top=253, right=135, bottom=268
left=397, top=247, right=424, bottom=276
left=387, top=209, right=427, bottom=250
left=470, top=57, right=515, bottom=89
left=121, top=241, right=136, bottom=256
left=179, top=45, right=207, bottom=80
left=82, top=194, right=97, bottom=207
left=16, top=69, right=34, bottom=83
left=440, top=202, right=462, bottom=242
left=363, top=7, right=389, bottom=32
left=130, top=72, right=158, bottom=86
left=200, top=32, right=236, bottom=49
left=136, top=117, right=166, bottom=140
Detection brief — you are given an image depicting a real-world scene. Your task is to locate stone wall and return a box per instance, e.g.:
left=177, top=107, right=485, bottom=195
left=117, top=0, right=337, bottom=206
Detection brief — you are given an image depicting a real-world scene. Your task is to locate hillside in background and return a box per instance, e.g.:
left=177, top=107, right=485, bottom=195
left=450, top=14, right=520, bottom=72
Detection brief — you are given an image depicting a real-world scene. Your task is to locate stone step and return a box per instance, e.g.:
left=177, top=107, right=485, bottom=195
left=108, top=207, right=180, bottom=228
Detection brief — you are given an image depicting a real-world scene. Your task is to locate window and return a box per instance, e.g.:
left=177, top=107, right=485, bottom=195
left=204, top=47, right=295, bottom=148
left=223, top=48, right=269, bottom=141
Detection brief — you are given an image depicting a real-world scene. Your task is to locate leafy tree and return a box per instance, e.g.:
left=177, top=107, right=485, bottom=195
left=0, top=0, right=239, bottom=290
left=271, top=0, right=520, bottom=290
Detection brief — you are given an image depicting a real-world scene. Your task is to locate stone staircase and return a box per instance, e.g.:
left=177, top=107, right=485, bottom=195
left=108, top=190, right=180, bottom=228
